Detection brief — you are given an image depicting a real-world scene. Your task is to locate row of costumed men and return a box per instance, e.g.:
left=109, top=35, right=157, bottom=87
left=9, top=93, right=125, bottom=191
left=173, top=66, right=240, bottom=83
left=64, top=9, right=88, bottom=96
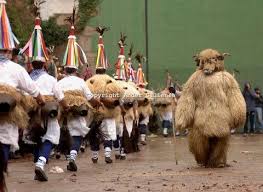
left=0, top=0, right=177, bottom=183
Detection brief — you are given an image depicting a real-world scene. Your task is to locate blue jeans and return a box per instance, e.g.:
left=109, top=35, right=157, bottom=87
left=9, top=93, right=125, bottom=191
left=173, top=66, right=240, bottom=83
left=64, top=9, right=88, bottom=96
left=104, top=140, right=112, bottom=149
left=113, top=135, right=120, bottom=148
left=34, top=140, right=53, bottom=162
left=139, top=124, right=147, bottom=134
left=71, top=136, right=82, bottom=152
left=244, top=111, right=256, bottom=133
left=162, top=120, right=172, bottom=129
left=255, top=107, right=263, bottom=130
left=1, top=144, right=10, bottom=171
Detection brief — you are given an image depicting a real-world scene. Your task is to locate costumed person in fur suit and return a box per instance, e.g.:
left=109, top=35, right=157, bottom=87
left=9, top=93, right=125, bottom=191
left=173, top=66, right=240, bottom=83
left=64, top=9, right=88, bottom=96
left=176, top=49, right=246, bottom=168
left=20, top=4, right=67, bottom=181
left=0, top=0, right=44, bottom=190
left=154, top=71, right=177, bottom=137
left=86, top=74, right=124, bottom=164
left=154, top=89, right=176, bottom=137
left=115, top=80, right=140, bottom=156
left=113, top=36, right=140, bottom=159
left=86, top=26, right=124, bottom=164
left=112, top=33, right=127, bottom=160
left=135, top=53, right=153, bottom=145
left=57, top=9, right=101, bottom=171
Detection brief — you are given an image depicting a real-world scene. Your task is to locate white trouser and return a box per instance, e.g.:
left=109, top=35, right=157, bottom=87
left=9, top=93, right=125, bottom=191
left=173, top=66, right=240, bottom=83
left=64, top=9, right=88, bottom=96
left=42, top=118, right=60, bottom=145
left=101, top=118, right=117, bottom=141
left=118, top=119, right=133, bottom=137
left=68, top=116, right=90, bottom=137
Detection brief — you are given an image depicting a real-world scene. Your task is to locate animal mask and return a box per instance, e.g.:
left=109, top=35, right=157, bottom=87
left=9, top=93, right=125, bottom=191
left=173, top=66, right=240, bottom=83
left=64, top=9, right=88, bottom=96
left=194, top=49, right=230, bottom=75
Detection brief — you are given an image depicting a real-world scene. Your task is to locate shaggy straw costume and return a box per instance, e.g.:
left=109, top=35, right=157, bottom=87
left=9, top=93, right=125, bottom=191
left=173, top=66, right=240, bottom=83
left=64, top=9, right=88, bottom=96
left=176, top=49, right=246, bottom=168
left=154, top=89, right=177, bottom=136
left=0, top=85, right=32, bottom=130
left=137, top=87, right=154, bottom=144
left=86, top=74, right=124, bottom=163
left=115, top=80, right=140, bottom=154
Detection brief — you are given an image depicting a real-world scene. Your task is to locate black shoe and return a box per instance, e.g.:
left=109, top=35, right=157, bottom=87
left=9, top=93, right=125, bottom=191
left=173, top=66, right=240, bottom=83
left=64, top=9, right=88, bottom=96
left=35, top=167, right=48, bottom=182
left=92, top=157, right=98, bottom=164
left=34, top=174, right=39, bottom=181
left=105, top=157, right=113, bottom=164
left=120, top=155, right=126, bottom=160
left=115, top=154, right=121, bottom=160
left=163, top=134, right=168, bottom=137
left=67, top=160, right=78, bottom=172
left=55, top=153, right=61, bottom=159
left=80, top=147, right=85, bottom=153
left=140, top=141, right=147, bottom=145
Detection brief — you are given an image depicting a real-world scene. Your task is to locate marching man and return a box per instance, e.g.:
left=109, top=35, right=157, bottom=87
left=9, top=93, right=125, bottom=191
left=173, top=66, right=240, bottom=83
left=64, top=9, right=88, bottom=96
left=58, top=9, right=101, bottom=171
left=0, top=0, right=44, bottom=189
left=20, top=9, right=66, bottom=181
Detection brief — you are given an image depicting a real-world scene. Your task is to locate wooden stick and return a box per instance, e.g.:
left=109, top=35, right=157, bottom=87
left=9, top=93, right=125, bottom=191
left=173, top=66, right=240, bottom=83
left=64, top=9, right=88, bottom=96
left=172, top=102, right=178, bottom=165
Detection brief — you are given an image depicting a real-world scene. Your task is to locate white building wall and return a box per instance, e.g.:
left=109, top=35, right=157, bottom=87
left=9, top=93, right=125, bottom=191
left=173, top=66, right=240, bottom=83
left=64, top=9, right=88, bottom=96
left=40, top=0, right=78, bottom=21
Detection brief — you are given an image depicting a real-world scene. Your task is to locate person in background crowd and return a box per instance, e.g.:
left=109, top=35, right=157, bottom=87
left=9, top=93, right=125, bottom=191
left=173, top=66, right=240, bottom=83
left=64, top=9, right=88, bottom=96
left=255, top=88, right=263, bottom=132
left=11, top=48, right=20, bottom=63
left=243, top=82, right=259, bottom=135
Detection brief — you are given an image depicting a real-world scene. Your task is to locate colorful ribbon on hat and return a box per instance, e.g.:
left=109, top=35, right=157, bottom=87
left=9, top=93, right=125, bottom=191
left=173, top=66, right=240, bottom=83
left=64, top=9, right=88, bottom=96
left=136, top=64, right=147, bottom=87
left=63, top=26, right=87, bottom=68
left=96, top=36, right=108, bottom=70
left=115, top=46, right=126, bottom=80
left=20, top=18, right=48, bottom=62
left=0, top=1, right=19, bottom=50
left=126, top=58, right=135, bottom=82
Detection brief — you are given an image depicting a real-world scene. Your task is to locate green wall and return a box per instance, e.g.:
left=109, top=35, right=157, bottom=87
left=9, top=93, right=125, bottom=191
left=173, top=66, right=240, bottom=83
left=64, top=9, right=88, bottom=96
left=89, top=0, right=263, bottom=89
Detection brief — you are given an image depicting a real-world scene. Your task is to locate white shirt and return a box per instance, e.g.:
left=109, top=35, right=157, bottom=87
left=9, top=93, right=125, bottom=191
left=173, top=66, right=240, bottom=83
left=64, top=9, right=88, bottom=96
left=57, top=75, right=93, bottom=100
left=0, top=59, right=40, bottom=150
left=58, top=75, right=93, bottom=137
left=33, top=72, right=64, bottom=144
left=160, top=111, right=173, bottom=121
left=0, top=60, right=39, bottom=96
left=35, top=72, right=64, bottom=101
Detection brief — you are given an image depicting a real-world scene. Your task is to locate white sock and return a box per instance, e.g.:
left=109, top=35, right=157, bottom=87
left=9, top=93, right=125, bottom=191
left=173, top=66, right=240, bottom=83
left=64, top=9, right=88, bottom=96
left=69, top=150, right=77, bottom=161
left=104, top=147, right=111, bottom=158
left=36, top=156, right=46, bottom=170
left=163, top=128, right=168, bottom=135
left=91, top=151, right=99, bottom=159
left=113, top=147, right=120, bottom=156
left=141, top=134, right=146, bottom=142
left=120, top=148, right=126, bottom=157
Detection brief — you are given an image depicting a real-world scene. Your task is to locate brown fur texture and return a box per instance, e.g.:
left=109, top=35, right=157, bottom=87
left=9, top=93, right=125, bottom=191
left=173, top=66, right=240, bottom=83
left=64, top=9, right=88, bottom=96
left=86, top=74, right=114, bottom=95
left=28, top=95, right=60, bottom=128
left=116, top=81, right=140, bottom=124
left=154, top=89, right=177, bottom=122
left=64, top=90, right=92, bottom=108
left=176, top=49, right=246, bottom=168
left=20, top=95, right=38, bottom=113
left=137, top=88, right=154, bottom=118
left=86, top=74, right=124, bottom=119
left=0, top=84, right=30, bottom=129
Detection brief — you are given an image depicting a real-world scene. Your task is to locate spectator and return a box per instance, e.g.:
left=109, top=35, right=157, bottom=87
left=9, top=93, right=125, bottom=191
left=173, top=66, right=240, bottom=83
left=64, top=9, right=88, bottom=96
left=255, top=88, right=263, bottom=132
left=243, top=82, right=258, bottom=135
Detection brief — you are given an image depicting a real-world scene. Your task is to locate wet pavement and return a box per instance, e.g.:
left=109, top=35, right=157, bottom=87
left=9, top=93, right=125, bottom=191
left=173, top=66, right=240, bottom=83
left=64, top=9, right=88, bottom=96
left=6, top=135, right=263, bottom=192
